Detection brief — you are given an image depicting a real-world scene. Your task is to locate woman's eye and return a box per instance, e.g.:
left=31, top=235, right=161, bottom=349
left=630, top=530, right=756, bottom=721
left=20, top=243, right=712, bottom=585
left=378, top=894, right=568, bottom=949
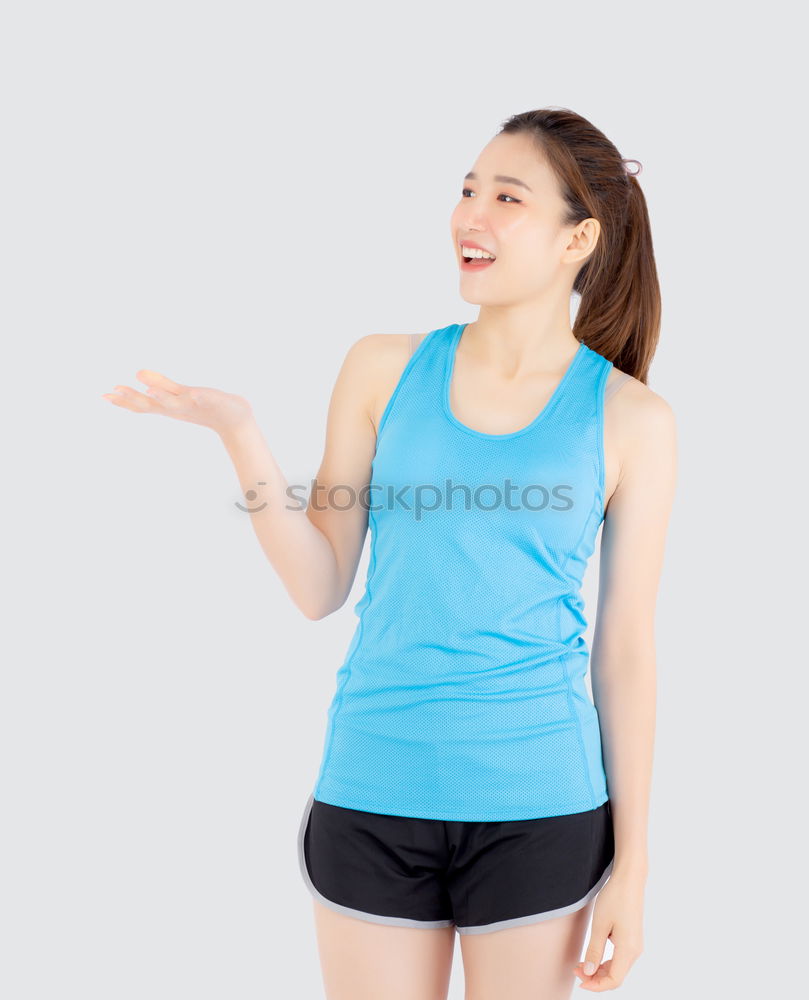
left=461, top=188, right=520, bottom=204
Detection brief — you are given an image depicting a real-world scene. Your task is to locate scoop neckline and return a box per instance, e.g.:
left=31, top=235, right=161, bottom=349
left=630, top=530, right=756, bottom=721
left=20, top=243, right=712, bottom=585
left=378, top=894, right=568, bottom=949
left=442, top=323, right=588, bottom=440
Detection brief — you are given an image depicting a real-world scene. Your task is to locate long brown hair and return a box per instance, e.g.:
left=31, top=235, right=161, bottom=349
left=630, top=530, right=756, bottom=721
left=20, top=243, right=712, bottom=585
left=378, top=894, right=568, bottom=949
left=498, top=108, right=661, bottom=384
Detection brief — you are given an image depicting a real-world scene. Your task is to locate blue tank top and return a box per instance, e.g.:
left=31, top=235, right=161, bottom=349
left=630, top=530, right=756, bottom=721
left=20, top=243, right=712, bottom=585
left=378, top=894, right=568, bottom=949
left=312, top=322, right=614, bottom=821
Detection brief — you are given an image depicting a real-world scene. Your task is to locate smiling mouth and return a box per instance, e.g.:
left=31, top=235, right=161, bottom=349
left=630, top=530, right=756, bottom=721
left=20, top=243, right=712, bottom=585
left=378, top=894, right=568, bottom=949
left=461, top=248, right=496, bottom=262
left=461, top=254, right=496, bottom=268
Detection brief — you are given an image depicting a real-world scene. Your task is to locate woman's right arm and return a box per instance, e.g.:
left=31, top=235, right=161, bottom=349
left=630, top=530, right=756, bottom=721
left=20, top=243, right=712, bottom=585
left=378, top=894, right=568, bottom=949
left=219, top=335, right=381, bottom=620
left=103, top=334, right=386, bottom=621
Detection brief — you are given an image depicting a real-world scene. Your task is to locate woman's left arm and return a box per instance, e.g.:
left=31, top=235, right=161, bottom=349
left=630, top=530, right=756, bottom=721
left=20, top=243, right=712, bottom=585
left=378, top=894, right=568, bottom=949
left=574, top=385, right=678, bottom=992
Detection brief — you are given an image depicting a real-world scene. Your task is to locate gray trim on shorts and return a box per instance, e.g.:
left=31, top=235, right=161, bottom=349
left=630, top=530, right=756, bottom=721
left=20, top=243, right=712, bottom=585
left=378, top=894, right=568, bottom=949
left=296, top=790, right=614, bottom=936
left=455, top=856, right=614, bottom=935
left=297, top=791, right=456, bottom=930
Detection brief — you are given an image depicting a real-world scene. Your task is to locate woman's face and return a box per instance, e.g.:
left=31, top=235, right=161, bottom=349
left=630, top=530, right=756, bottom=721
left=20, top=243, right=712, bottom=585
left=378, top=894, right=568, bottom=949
left=450, top=132, right=591, bottom=306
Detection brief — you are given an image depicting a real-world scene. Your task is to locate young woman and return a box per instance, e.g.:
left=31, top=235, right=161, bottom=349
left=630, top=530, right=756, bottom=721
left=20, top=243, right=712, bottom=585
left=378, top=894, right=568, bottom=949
left=103, top=108, right=676, bottom=999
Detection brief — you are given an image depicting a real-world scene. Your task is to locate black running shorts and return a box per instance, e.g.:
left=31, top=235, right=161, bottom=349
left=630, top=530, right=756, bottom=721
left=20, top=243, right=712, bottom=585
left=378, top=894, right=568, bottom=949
left=297, top=792, right=614, bottom=935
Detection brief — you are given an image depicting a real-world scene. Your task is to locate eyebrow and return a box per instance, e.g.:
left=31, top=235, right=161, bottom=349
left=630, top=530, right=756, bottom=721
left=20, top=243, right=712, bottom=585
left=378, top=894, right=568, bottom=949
left=464, top=170, right=533, bottom=193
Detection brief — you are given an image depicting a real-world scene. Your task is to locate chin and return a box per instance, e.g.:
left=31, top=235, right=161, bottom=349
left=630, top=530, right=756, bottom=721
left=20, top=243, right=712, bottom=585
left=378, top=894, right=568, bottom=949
left=458, top=288, right=507, bottom=307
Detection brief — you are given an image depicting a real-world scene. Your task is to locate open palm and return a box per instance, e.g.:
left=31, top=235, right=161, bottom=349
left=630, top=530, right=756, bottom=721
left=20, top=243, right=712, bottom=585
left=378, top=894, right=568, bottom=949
left=102, top=369, right=253, bottom=436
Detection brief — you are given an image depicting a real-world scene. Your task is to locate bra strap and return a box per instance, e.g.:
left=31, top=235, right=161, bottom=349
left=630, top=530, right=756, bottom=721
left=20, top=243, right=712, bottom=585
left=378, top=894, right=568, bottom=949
left=604, top=371, right=632, bottom=402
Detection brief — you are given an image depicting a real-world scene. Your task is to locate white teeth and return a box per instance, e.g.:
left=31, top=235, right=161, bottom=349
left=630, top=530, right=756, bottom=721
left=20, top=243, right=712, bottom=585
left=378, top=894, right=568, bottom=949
left=462, top=245, right=496, bottom=260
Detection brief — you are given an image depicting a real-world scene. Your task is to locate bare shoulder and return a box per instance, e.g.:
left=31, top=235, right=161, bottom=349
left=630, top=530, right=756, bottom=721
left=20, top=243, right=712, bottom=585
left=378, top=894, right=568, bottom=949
left=344, top=332, right=427, bottom=437
left=314, top=334, right=416, bottom=491
left=612, top=370, right=675, bottom=429
left=607, top=368, right=677, bottom=480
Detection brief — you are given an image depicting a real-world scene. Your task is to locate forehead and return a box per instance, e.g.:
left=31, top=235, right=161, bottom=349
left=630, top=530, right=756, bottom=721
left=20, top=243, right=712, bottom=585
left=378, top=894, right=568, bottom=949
left=468, top=132, right=559, bottom=197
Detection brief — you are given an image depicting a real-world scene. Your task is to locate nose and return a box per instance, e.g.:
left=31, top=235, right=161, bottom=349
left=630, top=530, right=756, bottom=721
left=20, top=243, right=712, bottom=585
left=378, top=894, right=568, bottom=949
left=459, top=202, right=488, bottom=232
left=452, top=203, right=487, bottom=244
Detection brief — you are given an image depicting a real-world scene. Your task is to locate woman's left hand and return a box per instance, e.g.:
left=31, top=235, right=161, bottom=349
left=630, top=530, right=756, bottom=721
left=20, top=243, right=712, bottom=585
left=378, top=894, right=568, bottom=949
left=572, top=871, right=645, bottom=991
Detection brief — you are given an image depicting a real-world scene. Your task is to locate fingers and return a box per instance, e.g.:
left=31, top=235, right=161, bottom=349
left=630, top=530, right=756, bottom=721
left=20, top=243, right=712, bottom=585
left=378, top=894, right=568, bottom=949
left=576, top=957, right=613, bottom=990
left=102, top=385, right=155, bottom=412
left=581, top=927, right=608, bottom=980
left=572, top=882, right=644, bottom=990
left=135, top=369, right=185, bottom=394
left=143, top=384, right=183, bottom=410
left=573, top=923, right=609, bottom=990
left=102, top=371, right=187, bottom=414
left=574, top=946, right=638, bottom=990
left=574, top=957, right=626, bottom=991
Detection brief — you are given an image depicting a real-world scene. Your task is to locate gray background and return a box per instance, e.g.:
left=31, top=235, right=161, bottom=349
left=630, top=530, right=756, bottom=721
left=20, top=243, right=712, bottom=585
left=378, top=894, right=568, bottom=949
left=2, top=1, right=804, bottom=997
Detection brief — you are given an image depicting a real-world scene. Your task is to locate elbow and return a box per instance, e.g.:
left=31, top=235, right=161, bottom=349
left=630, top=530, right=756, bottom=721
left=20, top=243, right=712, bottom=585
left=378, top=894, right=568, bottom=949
left=296, top=576, right=351, bottom=621
left=298, top=598, right=328, bottom=621
left=299, top=594, right=346, bottom=621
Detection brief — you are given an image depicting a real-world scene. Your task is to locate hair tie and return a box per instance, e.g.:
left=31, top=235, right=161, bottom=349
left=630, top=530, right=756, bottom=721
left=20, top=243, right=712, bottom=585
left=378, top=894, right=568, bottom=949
left=622, top=158, right=643, bottom=176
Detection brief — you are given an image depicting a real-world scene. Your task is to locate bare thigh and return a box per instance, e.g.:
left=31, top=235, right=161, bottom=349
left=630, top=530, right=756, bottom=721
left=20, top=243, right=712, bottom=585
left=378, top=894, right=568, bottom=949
left=460, top=897, right=595, bottom=1000
left=312, top=899, right=456, bottom=1000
